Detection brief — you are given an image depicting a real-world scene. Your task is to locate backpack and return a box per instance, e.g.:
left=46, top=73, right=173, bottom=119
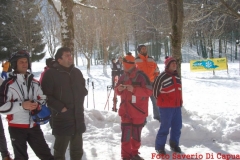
left=31, top=104, right=51, bottom=125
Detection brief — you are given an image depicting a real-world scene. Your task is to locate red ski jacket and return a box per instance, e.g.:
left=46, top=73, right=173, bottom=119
left=115, top=67, right=152, bottom=119
left=152, top=70, right=182, bottom=108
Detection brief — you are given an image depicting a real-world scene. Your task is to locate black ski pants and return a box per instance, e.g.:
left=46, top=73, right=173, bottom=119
left=54, top=134, right=83, bottom=160
left=0, top=115, right=9, bottom=158
left=8, top=125, right=54, bottom=160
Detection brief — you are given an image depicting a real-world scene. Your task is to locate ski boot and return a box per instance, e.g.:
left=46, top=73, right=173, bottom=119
left=131, top=154, right=144, bottom=160
left=169, top=140, right=181, bottom=153
left=156, top=149, right=166, bottom=155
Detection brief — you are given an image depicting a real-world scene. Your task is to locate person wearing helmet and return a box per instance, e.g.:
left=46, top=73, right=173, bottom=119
left=0, top=50, right=54, bottom=159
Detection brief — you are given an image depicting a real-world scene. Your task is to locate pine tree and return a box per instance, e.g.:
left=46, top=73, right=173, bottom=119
left=0, top=0, right=45, bottom=62
left=0, top=0, right=18, bottom=60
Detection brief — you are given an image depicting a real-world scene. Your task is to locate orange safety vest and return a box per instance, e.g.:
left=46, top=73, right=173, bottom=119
left=135, top=54, right=160, bottom=82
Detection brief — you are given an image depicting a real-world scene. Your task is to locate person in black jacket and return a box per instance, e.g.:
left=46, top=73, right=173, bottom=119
left=116, top=56, right=123, bottom=76
left=110, top=58, right=118, bottom=88
left=41, top=47, right=88, bottom=160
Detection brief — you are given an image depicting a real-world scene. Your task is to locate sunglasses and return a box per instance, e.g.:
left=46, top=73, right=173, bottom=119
left=123, top=58, right=135, bottom=64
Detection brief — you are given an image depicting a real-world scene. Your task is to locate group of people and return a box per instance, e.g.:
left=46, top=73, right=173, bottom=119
left=114, top=45, right=183, bottom=160
left=0, top=45, right=182, bottom=160
left=0, top=47, right=87, bottom=160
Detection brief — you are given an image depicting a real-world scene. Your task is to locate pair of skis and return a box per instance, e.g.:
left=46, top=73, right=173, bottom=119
left=86, top=78, right=95, bottom=109
left=104, top=76, right=118, bottom=112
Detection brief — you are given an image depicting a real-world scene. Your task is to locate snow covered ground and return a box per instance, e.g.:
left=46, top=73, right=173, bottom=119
left=1, top=57, right=240, bottom=160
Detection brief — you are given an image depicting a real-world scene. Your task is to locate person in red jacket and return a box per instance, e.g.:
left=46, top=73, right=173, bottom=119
left=115, top=52, right=152, bottom=160
left=39, top=58, right=54, bottom=84
left=153, top=56, right=183, bottom=154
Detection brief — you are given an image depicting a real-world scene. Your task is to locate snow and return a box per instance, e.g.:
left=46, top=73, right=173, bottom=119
left=1, top=56, right=240, bottom=160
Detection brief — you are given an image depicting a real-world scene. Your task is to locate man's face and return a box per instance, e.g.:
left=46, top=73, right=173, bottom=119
left=58, top=51, right=73, bottom=68
left=140, top=46, right=147, bottom=55
left=168, top=61, right=177, bottom=72
left=16, top=58, right=28, bottom=74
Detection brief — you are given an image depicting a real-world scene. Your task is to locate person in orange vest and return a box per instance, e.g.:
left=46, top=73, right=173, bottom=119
left=135, top=45, right=160, bottom=122
left=1, top=61, right=10, bottom=80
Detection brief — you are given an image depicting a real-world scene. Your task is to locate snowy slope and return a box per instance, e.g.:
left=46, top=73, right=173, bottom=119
left=1, top=58, right=240, bottom=160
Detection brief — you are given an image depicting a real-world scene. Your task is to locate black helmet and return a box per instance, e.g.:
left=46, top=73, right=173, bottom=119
left=10, top=50, right=31, bottom=70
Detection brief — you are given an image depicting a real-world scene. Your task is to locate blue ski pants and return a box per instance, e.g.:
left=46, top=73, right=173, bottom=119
left=155, top=107, right=182, bottom=150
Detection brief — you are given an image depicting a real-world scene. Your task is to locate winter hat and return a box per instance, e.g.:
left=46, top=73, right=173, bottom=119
left=10, top=50, right=31, bottom=70
left=137, top=44, right=146, bottom=53
left=164, top=56, right=176, bottom=68
left=123, top=52, right=135, bottom=70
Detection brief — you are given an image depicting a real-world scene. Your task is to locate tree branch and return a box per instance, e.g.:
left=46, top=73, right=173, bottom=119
left=219, top=0, right=240, bottom=19
left=47, top=0, right=61, bottom=18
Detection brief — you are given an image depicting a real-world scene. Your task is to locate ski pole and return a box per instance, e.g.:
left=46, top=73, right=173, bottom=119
left=104, top=85, right=112, bottom=110
left=87, top=78, right=89, bottom=108
left=92, top=81, right=95, bottom=109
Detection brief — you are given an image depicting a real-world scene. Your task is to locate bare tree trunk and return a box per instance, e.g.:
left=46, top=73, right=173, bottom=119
left=103, top=39, right=108, bottom=75
left=167, top=0, right=184, bottom=77
left=60, top=0, right=74, bottom=54
left=219, top=39, right=222, bottom=58
left=48, top=0, right=75, bottom=55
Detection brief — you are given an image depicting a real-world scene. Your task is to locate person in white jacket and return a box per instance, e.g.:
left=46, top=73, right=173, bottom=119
left=0, top=50, right=53, bottom=160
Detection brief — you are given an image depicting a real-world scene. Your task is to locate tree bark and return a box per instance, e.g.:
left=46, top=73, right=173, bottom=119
left=60, top=0, right=75, bottom=54
left=167, top=0, right=184, bottom=77
left=48, top=0, right=75, bottom=55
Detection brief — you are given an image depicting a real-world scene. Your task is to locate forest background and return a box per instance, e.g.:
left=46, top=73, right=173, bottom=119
left=0, top=0, right=240, bottom=76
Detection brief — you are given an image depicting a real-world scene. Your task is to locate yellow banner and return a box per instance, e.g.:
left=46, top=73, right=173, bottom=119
left=190, top=58, right=228, bottom=72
